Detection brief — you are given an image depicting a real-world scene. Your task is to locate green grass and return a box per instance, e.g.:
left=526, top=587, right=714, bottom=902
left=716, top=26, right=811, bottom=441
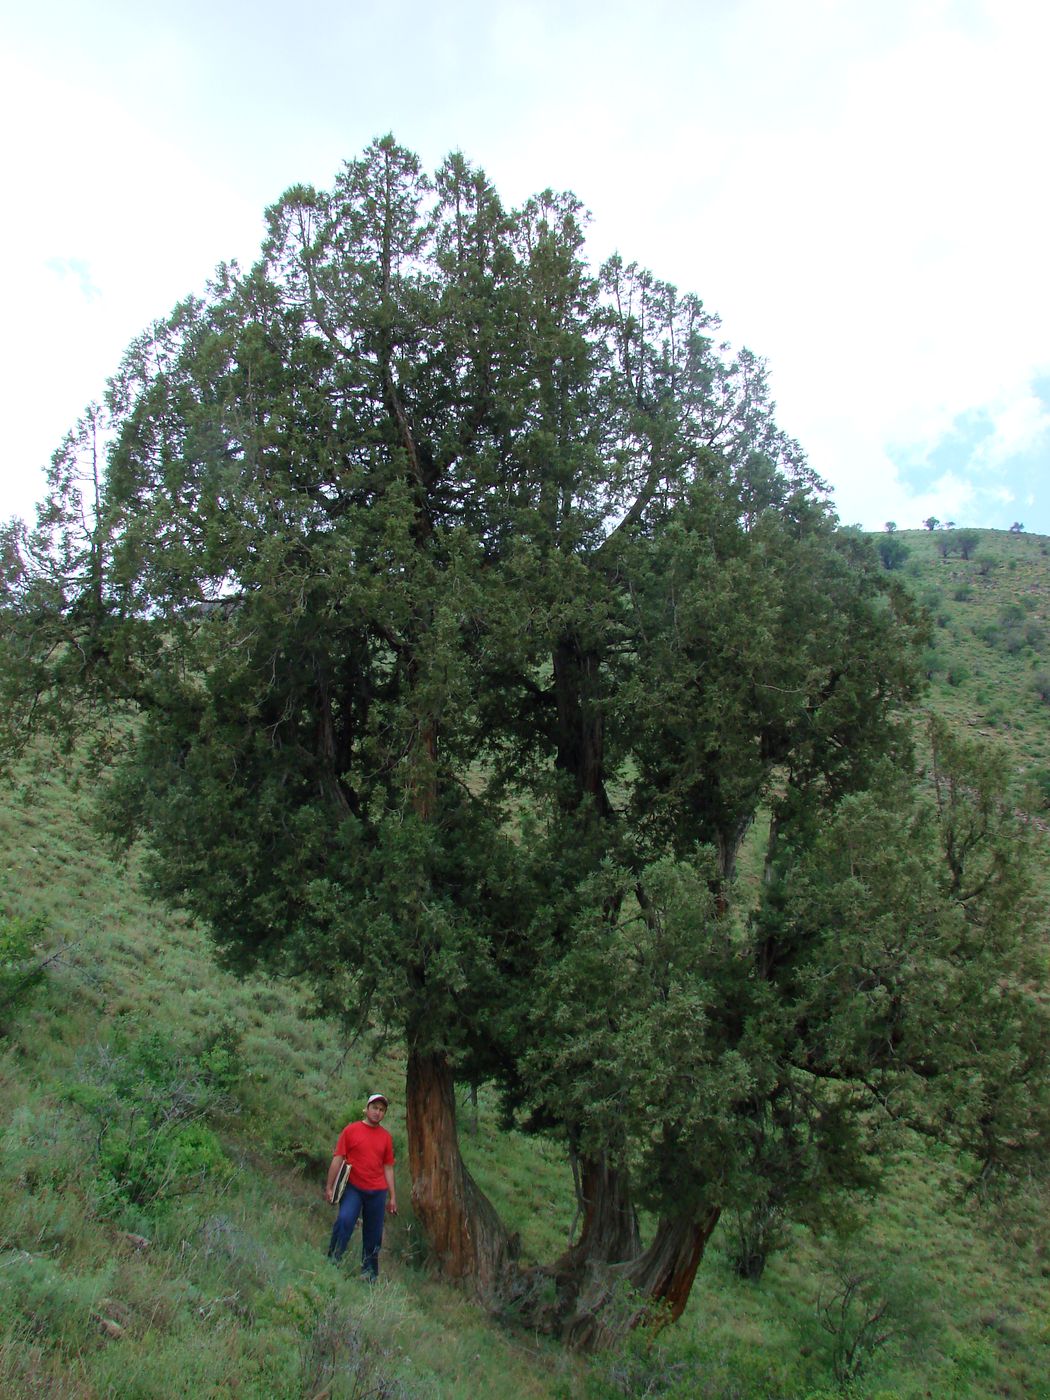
left=890, top=527, right=1050, bottom=790
left=0, top=759, right=585, bottom=1399
left=0, top=536, right=1048, bottom=1396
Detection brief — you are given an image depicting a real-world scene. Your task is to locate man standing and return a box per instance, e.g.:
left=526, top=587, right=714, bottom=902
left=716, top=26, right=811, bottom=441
left=325, top=1092, right=398, bottom=1281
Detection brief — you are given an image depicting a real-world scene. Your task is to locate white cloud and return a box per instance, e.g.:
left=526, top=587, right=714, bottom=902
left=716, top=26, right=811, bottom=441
left=0, top=50, right=263, bottom=523
left=973, top=394, right=1050, bottom=470
left=701, top=2, right=1050, bottom=529
left=45, top=258, right=101, bottom=302
left=1, top=0, right=1047, bottom=534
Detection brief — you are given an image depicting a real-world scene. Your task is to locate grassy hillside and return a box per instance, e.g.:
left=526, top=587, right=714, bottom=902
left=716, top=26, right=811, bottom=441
left=892, top=526, right=1050, bottom=795
left=0, top=532, right=1047, bottom=1398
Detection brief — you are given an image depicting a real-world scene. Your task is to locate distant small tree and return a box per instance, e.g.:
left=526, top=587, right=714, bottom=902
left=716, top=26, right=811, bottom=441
left=877, top=535, right=910, bottom=570
left=977, top=553, right=998, bottom=577
left=1010, top=521, right=1025, bottom=533
left=993, top=605, right=1044, bottom=655
left=884, top=521, right=897, bottom=534
left=923, top=516, right=940, bottom=531
left=955, top=529, right=981, bottom=560
left=945, top=520, right=956, bottom=530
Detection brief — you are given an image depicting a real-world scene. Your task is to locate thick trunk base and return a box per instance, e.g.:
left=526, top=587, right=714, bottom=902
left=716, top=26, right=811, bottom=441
left=405, top=1050, right=517, bottom=1305
left=561, top=1153, right=640, bottom=1269
left=516, top=1154, right=718, bottom=1351
left=560, top=1209, right=721, bottom=1351
left=515, top=1152, right=638, bottom=1336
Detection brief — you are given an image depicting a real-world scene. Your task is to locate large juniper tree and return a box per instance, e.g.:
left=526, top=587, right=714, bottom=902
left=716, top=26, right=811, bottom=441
left=2, top=138, right=1046, bottom=1346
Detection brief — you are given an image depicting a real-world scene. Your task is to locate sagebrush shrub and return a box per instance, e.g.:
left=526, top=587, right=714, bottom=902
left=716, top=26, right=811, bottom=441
left=63, top=1023, right=240, bottom=1216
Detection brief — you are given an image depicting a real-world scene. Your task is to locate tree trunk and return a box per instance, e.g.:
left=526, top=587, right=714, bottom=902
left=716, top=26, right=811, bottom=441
left=553, top=636, right=611, bottom=818
left=561, top=1152, right=640, bottom=1269
left=515, top=1152, right=638, bottom=1333
left=628, top=1209, right=721, bottom=1319
left=518, top=1156, right=717, bottom=1350
left=405, top=1048, right=517, bottom=1304
left=561, top=1208, right=721, bottom=1351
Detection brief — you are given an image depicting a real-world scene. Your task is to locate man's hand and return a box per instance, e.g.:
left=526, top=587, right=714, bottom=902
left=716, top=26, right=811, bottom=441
left=324, top=1159, right=345, bottom=1204
left=387, top=1197, right=398, bottom=1215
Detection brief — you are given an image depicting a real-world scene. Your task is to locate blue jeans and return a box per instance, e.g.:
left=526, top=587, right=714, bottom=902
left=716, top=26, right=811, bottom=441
left=328, top=1185, right=388, bottom=1278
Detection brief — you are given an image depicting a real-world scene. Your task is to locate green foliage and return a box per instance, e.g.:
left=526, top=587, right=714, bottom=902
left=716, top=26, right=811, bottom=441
left=95, top=1119, right=229, bottom=1213
left=814, top=1250, right=932, bottom=1390
left=954, top=528, right=981, bottom=559
left=920, top=646, right=944, bottom=681
left=0, top=740, right=1047, bottom=1396
left=937, top=528, right=981, bottom=560
left=1, top=134, right=1048, bottom=1350
left=726, top=1200, right=791, bottom=1282
left=893, top=528, right=1050, bottom=786
left=768, top=723, right=1049, bottom=1184
left=0, top=910, right=47, bottom=1026
left=980, top=603, right=1044, bottom=655
left=64, top=1023, right=238, bottom=1215
left=0, top=1252, right=111, bottom=1359
left=298, top=1302, right=417, bottom=1399
left=515, top=856, right=755, bottom=1212
left=577, top=1328, right=693, bottom=1398
left=1, top=141, right=924, bottom=1190
left=876, top=535, right=909, bottom=570
left=577, top=1322, right=815, bottom=1400
left=1024, top=766, right=1050, bottom=811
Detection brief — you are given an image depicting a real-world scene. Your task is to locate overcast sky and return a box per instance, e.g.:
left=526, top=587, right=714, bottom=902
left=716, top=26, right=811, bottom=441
left=2, top=0, right=1047, bottom=533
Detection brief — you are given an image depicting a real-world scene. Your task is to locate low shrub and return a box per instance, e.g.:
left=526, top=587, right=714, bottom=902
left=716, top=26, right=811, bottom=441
left=95, top=1119, right=230, bottom=1212
left=813, top=1251, right=933, bottom=1390
left=979, top=616, right=1044, bottom=655
left=0, top=912, right=48, bottom=1029
left=726, top=1201, right=789, bottom=1282
left=1025, top=769, right=1050, bottom=812
left=922, top=648, right=945, bottom=681
left=298, top=1301, right=418, bottom=1398
left=62, top=1023, right=240, bottom=1217
left=0, top=1252, right=110, bottom=1358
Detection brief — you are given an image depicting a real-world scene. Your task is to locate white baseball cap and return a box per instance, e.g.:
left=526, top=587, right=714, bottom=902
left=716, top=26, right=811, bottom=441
left=367, top=1093, right=389, bottom=1106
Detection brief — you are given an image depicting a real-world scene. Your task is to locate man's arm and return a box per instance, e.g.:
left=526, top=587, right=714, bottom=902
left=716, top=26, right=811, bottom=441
left=325, top=1154, right=346, bottom=1203
left=384, top=1161, right=397, bottom=1213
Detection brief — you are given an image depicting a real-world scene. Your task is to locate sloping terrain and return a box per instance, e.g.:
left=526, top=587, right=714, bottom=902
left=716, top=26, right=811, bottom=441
left=0, top=532, right=1047, bottom=1398
left=896, top=526, right=1049, bottom=796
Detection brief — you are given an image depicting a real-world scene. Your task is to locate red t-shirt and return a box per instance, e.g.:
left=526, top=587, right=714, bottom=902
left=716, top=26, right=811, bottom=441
left=333, top=1120, right=395, bottom=1192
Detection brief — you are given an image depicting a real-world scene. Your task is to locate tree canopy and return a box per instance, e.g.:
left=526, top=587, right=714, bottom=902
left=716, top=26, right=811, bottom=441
left=2, top=137, right=1046, bottom=1346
